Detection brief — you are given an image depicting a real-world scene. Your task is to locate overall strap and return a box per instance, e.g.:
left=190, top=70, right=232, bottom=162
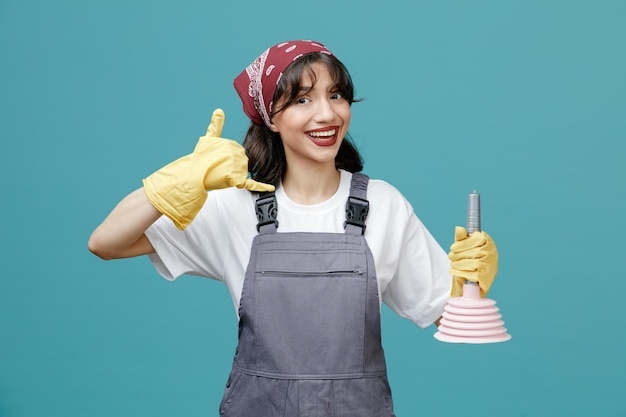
left=255, top=173, right=370, bottom=235
left=255, top=192, right=279, bottom=234
left=344, top=172, right=370, bottom=236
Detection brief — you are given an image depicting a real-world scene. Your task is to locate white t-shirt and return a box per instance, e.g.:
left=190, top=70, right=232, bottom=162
left=145, top=170, right=451, bottom=328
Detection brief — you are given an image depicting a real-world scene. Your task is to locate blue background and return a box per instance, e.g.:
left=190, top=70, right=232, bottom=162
left=1, top=0, right=625, bottom=416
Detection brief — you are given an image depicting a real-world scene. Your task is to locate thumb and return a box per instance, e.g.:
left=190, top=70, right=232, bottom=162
left=454, top=226, right=468, bottom=242
left=205, top=108, right=225, bottom=137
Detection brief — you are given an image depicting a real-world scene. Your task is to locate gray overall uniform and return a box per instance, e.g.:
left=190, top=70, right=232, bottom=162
left=219, top=173, right=395, bottom=417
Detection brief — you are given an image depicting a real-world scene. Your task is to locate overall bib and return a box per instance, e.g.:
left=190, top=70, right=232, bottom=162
left=219, top=173, right=395, bottom=417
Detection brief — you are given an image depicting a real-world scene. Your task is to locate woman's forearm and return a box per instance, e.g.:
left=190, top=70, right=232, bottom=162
left=88, top=188, right=162, bottom=259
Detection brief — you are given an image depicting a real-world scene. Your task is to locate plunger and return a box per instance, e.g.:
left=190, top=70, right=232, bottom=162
left=434, top=191, right=511, bottom=344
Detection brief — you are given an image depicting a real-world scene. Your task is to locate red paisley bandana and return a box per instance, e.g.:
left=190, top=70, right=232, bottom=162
left=233, top=40, right=333, bottom=127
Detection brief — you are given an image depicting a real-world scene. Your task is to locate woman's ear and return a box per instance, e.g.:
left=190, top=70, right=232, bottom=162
left=269, top=122, right=279, bottom=133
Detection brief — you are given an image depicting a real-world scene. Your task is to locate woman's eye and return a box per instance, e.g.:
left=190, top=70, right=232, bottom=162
left=331, top=92, right=343, bottom=100
left=296, top=97, right=310, bottom=105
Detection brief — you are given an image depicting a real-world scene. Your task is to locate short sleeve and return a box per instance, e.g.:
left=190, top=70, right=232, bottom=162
left=144, top=188, right=256, bottom=282
left=366, top=180, right=452, bottom=328
left=381, top=212, right=452, bottom=328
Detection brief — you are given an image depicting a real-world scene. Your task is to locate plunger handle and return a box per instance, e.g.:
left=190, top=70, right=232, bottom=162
left=465, top=190, right=480, bottom=287
left=467, top=190, right=480, bottom=234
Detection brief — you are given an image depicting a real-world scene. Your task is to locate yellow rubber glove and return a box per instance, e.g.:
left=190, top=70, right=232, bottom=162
left=143, top=109, right=275, bottom=230
left=448, top=226, right=499, bottom=298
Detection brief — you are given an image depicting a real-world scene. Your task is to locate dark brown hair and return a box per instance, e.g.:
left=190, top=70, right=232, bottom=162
left=244, top=53, right=363, bottom=186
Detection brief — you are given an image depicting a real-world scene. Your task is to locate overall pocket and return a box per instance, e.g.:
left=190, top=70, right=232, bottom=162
left=254, top=269, right=367, bottom=377
left=218, top=370, right=246, bottom=415
left=219, top=373, right=289, bottom=417
left=332, top=376, right=395, bottom=417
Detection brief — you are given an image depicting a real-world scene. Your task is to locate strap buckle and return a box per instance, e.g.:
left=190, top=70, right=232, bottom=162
left=344, top=196, right=369, bottom=234
left=256, top=193, right=279, bottom=232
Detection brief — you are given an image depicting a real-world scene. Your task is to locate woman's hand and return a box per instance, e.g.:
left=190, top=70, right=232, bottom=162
left=448, top=226, right=499, bottom=297
left=143, top=109, right=275, bottom=230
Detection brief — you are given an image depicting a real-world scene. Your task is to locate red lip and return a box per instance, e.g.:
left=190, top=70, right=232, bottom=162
left=306, top=126, right=340, bottom=147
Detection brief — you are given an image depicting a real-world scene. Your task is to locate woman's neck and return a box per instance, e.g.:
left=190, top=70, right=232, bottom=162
left=281, top=165, right=341, bottom=205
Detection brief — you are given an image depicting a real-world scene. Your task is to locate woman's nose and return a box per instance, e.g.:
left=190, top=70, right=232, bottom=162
left=313, top=98, right=335, bottom=122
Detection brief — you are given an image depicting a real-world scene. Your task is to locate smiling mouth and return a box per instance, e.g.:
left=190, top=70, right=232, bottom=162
left=306, top=127, right=339, bottom=146
left=307, top=128, right=336, bottom=138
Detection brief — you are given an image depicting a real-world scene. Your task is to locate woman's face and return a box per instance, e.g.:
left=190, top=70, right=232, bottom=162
left=269, top=62, right=351, bottom=169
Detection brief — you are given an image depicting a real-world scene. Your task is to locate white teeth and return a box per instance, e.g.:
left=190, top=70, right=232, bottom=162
left=308, top=129, right=336, bottom=138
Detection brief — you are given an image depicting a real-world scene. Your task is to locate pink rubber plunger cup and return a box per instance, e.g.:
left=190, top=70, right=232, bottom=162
left=433, top=190, right=511, bottom=344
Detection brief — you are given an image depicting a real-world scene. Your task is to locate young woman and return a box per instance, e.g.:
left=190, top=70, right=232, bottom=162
left=89, top=40, right=498, bottom=417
